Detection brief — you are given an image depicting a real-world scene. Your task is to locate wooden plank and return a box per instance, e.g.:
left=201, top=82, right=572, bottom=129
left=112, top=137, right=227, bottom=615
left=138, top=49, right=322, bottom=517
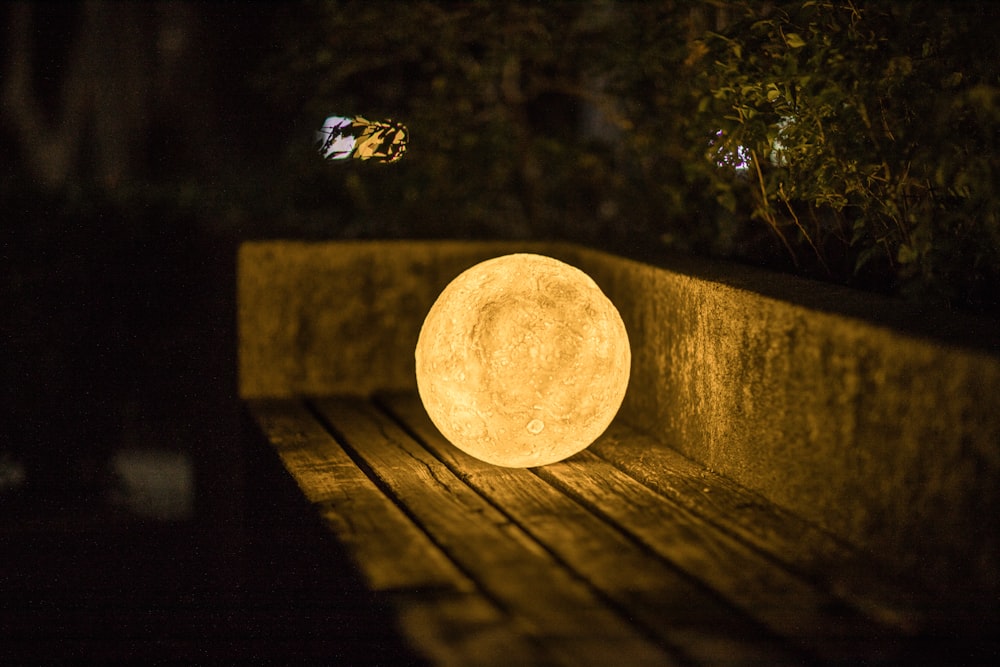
left=248, top=399, right=469, bottom=593
left=312, top=396, right=678, bottom=667
left=380, top=392, right=808, bottom=667
left=591, top=422, right=928, bottom=633
left=533, top=452, right=911, bottom=664
left=248, top=399, right=548, bottom=666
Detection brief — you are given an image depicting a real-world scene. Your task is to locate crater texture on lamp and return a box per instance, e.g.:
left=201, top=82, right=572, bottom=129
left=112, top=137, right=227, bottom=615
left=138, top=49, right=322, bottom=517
left=415, top=253, right=630, bottom=467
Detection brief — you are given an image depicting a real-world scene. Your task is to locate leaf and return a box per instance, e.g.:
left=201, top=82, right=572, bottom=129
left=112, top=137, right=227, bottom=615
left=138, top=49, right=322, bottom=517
left=897, top=244, right=918, bottom=264
left=785, top=32, right=806, bottom=49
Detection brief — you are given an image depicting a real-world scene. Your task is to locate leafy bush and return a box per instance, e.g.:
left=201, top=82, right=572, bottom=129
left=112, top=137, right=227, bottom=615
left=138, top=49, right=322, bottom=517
left=262, top=1, right=999, bottom=313
left=261, top=2, right=707, bottom=245
left=696, top=1, right=1000, bottom=308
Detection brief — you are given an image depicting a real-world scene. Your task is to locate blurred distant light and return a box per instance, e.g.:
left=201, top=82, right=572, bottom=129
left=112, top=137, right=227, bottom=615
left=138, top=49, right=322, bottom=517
left=0, top=454, right=27, bottom=493
left=110, top=447, right=194, bottom=521
left=315, top=115, right=409, bottom=163
left=712, top=116, right=795, bottom=173
left=712, top=130, right=751, bottom=172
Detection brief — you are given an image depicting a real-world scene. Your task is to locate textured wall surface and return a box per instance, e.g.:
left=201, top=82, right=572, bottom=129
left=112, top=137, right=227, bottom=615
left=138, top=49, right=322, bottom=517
left=238, top=241, right=562, bottom=398
left=238, top=240, right=1000, bottom=598
left=572, top=247, right=1000, bottom=601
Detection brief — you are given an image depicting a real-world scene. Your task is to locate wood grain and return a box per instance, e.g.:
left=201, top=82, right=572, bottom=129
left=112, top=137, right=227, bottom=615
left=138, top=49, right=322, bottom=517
left=534, top=451, right=906, bottom=664
left=247, top=396, right=936, bottom=665
left=312, top=396, right=677, bottom=667
left=590, top=421, right=928, bottom=632
left=248, top=399, right=555, bottom=666
left=248, top=399, right=471, bottom=593
left=380, top=392, right=806, bottom=667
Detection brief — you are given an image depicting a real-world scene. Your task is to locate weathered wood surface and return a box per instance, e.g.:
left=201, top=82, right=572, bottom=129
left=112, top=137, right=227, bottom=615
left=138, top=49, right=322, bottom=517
left=247, top=395, right=941, bottom=666
left=250, top=399, right=549, bottom=666
left=238, top=241, right=1000, bottom=600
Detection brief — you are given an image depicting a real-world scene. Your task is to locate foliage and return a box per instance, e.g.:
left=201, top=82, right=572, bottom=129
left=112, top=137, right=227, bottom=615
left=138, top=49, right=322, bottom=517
left=696, top=1, right=1000, bottom=308
left=260, top=1, right=705, bottom=246
left=260, top=0, right=1000, bottom=313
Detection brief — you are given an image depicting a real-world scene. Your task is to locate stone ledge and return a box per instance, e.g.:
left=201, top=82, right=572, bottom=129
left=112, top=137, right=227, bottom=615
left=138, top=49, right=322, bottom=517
left=238, top=240, right=1000, bottom=602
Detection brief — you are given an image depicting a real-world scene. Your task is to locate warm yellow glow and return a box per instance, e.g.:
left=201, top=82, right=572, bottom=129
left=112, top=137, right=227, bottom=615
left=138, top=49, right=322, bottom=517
left=415, top=254, right=630, bottom=467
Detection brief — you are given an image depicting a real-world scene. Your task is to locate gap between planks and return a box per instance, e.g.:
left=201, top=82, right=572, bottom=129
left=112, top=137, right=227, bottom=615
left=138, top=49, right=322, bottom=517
left=310, top=395, right=677, bottom=667
left=250, top=394, right=923, bottom=667
left=249, top=398, right=556, bottom=666
left=372, top=393, right=913, bottom=664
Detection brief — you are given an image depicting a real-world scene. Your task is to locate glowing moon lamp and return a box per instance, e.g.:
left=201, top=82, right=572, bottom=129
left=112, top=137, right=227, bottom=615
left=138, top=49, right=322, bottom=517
left=415, top=253, right=630, bottom=468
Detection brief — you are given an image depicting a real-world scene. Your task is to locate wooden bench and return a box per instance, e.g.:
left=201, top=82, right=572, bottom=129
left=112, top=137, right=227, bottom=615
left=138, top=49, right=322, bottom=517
left=238, top=241, right=999, bottom=666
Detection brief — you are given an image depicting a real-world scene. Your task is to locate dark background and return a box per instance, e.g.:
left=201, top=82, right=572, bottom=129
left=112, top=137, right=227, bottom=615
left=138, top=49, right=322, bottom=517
left=0, top=2, right=422, bottom=662
left=1, top=1, right=998, bottom=662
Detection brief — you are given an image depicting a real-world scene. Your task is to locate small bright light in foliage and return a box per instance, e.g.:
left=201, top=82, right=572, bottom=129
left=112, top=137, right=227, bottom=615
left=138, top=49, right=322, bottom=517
left=315, top=115, right=408, bottom=163
left=415, top=254, right=631, bottom=468
left=712, top=130, right=751, bottom=172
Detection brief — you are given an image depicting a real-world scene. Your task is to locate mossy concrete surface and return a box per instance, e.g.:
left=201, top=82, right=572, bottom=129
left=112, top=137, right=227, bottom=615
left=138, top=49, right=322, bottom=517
left=239, top=240, right=1000, bottom=602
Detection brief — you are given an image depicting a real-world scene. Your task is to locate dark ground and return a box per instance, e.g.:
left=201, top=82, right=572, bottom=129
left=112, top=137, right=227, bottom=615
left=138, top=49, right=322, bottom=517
left=0, top=231, right=423, bottom=664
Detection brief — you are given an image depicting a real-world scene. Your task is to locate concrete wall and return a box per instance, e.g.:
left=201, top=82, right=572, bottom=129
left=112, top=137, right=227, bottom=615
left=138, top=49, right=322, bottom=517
left=571, top=246, right=1000, bottom=601
left=238, top=241, right=561, bottom=398
left=239, top=240, right=1000, bottom=599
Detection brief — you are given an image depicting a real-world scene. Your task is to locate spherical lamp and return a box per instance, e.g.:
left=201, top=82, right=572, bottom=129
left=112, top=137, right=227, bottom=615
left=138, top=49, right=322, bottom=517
left=415, top=253, right=630, bottom=467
